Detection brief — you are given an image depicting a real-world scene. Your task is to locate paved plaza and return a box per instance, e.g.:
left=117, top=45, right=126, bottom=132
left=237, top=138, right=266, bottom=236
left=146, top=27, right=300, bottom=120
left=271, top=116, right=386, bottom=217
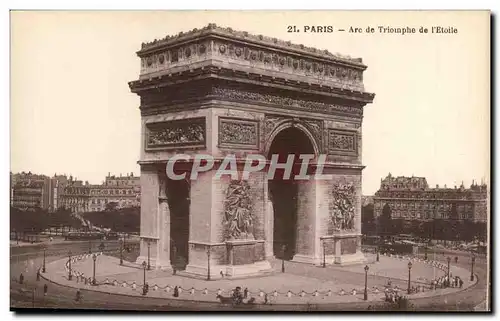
left=41, top=252, right=475, bottom=305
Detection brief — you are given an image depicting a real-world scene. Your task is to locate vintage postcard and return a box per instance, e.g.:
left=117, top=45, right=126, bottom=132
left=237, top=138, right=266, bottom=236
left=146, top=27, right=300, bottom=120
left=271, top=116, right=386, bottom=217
left=9, top=10, right=490, bottom=312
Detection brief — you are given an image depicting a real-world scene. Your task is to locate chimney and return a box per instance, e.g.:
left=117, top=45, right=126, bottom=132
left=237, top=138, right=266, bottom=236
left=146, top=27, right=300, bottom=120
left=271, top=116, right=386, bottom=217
left=436, top=184, right=439, bottom=188
left=444, top=184, right=447, bottom=188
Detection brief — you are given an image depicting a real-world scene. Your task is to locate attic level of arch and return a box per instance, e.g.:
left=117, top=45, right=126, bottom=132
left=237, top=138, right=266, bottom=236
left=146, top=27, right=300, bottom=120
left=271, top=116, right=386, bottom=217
left=131, top=31, right=375, bottom=95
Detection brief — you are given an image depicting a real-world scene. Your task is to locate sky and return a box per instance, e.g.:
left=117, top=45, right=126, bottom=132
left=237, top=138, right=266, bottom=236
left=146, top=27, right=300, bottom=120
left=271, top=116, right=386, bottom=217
left=10, top=11, right=490, bottom=195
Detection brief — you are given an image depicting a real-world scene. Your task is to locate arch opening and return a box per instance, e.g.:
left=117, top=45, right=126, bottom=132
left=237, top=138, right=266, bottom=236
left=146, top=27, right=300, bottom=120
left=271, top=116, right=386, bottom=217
left=267, top=126, right=315, bottom=260
left=167, top=178, right=190, bottom=270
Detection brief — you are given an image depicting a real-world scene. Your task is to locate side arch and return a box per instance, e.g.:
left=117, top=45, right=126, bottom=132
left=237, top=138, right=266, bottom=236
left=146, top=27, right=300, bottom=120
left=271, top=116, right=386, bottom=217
left=264, top=120, right=320, bottom=158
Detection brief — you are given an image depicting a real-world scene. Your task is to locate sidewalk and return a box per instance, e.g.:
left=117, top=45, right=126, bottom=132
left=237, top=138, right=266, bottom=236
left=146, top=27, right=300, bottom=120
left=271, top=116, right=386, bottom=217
left=41, top=253, right=475, bottom=306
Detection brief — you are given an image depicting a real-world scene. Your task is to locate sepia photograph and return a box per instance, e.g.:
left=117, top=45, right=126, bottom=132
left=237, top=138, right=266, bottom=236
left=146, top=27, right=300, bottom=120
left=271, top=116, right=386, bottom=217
left=8, top=10, right=491, bottom=313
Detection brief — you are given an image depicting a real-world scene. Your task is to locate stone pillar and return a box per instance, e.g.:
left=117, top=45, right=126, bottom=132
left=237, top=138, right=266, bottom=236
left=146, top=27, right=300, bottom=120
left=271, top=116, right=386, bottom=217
left=136, top=164, right=160, bottom=266
left=157, top=169, right=171, bottom=270
left=293, top=179, right=322, bottom=265
left=185, top=170, right=220, bottom=277
left=185, top=169, right=272, bottom=279
left=263, top=177, right=274, bottom=259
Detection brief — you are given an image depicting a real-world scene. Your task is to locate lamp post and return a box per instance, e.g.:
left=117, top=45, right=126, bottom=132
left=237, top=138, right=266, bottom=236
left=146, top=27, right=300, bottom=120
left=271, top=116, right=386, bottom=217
left=92, top=253, right=97, bottom=285
left=147, top=240, right=151, bottom=270
left=68, top=251, right=73, bottom=281
left=172, top=244, right=177, bottom=275
left=142, top=261, right=147, bottom=295
left=364, top=265, right=369, bottom=300
left=470, top=255, right=476, bottom=281
left=281, top=244, right=286, bottom=273
left=206, top=246, right=211, bottom=281
left=424, top=246, right=428, bottom=261
left=322, top=239, right=326, bottom=268
left=407, top=261, right=412, bottom=294
left=119, top=238, right=124, bottom=266
left=88, top=239, right=92, bottom=254
left=42, top=247, right=47, bottom=273
left=376, top=246, right=380, bottom=262
left=447, top=256, right=451, bottom=282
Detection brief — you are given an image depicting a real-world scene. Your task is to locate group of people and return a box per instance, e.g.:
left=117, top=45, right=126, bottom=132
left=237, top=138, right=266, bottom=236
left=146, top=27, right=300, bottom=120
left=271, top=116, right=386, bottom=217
left=431, top=275, right=463, bottom=289
left=231, top=286, right=250, bottom=304
left=384, top=289, right=406, bottom=303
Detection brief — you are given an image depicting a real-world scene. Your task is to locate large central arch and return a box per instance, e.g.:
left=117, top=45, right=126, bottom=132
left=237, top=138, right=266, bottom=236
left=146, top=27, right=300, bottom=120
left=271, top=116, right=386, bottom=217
left=267, top=126, right=316, bottom=260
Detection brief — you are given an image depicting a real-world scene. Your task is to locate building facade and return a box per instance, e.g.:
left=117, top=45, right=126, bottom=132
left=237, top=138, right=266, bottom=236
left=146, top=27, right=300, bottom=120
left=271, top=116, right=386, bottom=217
left=59, top=177, right=91, bottom=213
left=11, top=172, right=141, bottom=213
left=10, top=172, right=51, bottom=211
left=373, top=173, right=488, bottom=223
left=88, top=173, right=140, bottom=212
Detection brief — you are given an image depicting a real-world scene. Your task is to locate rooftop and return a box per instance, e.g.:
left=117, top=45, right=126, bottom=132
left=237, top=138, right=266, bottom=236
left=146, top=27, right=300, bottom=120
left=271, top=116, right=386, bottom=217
left=138, top=23, right=365, bottom=67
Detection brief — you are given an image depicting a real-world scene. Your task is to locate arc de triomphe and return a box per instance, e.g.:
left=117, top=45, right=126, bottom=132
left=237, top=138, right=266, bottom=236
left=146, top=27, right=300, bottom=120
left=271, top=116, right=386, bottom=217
left=129, top=24, right=375, bottom=278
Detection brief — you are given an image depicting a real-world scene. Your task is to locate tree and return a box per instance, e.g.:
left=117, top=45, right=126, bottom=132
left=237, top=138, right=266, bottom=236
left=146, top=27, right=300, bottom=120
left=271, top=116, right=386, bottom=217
left=377, top=203, right=392, bottom=236
left=361, top=204, right=375, bottom=235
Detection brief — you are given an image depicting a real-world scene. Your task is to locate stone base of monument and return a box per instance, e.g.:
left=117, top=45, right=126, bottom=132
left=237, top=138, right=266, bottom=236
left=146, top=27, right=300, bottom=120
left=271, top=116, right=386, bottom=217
left=333, top=251, right=367, bottom=266
left=322, top=233, right=366, bottom=266
left=291, top=254, right=323, bottom=265
left=182, top=239, right=273, bottom=279
left=135, top=256, right=172, bottom=271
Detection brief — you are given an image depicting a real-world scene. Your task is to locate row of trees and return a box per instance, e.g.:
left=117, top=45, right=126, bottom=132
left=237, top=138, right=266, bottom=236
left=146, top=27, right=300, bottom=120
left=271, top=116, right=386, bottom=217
left=81, top=206, right=140, bottom=233
left=10, top=207, right=83, bottom=236
left=11, top=205, right=140, bottom=237
left=362, top=203, right=487, bottom=242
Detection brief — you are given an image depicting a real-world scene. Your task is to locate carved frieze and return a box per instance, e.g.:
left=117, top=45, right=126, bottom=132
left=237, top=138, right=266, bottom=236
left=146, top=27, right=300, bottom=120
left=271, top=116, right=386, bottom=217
left=219, top=117, right=259, bottom=149
left=146, top=117, right=206, bottom=149
left=328, top=129, right=357, bottom=155
left=329, top=183, right=356, bottom=232
left=223, top=180, right=255, bottom=241
left=213, top=87, right=363, bottom=117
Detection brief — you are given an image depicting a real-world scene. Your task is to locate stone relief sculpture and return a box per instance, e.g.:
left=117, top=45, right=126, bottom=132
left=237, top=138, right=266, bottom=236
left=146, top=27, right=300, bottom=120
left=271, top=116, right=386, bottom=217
left=147, top=121, right=205, bottom=148
left=328, top=130, right=356, bottom=153
left=329, top=183, right=356, bottom=231
left=219, top=119, right=258, bottom=146
left=223, top=180, right=255, bottom=240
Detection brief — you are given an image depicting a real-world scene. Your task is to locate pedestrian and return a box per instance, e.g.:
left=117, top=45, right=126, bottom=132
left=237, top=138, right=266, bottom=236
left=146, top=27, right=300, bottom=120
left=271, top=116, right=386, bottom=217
left=75, top=289, right=82, bottom=302
left=220, top=271, right=224, bottom=278
left=36, top=269, right=40, bottom=281
left=244, top=287, right=248, bottom=299
left=173, top=286, right=179, bottom=297
left=264, top=293, right=269, bottom=304
left=19, top=273, right=24, bottom=284
left=455, top=256, right=458, bottom=264
left=43, top=284, right=48, bottom=296
left=459, top=278, right=463, bottom=288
